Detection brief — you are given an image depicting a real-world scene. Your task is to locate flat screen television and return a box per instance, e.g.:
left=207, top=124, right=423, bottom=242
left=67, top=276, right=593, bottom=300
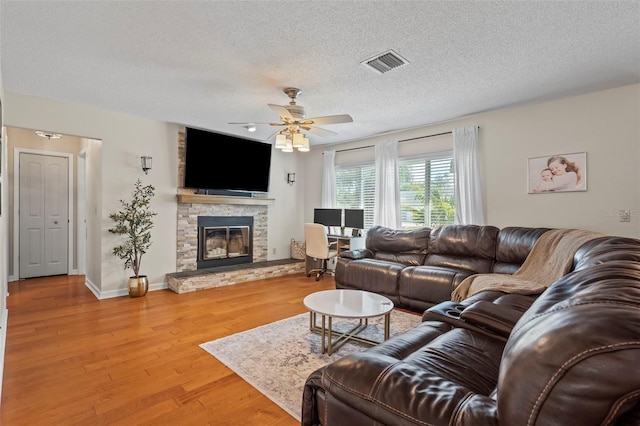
left=344, top=209, right=365, bottom=229
left=184, top=127, right=272, bottom=193
left=313, top=208, right=342, bottom=227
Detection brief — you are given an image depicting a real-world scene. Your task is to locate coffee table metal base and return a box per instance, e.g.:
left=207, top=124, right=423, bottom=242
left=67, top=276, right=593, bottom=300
left=309, top=311, right=391, bottom=355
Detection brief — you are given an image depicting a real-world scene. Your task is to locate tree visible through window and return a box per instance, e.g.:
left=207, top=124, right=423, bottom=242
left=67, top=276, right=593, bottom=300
left=335, top=153, right=455, bottom=231
left=399, top=155, right=455, bottom=229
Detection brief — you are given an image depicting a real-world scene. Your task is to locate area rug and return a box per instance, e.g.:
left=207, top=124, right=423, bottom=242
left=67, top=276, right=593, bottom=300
left=199, top=310, right=422, bottom=421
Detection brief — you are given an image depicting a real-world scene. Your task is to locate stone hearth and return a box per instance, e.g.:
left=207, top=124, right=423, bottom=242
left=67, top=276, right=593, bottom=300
left=166, top=259, right=304, bottom=294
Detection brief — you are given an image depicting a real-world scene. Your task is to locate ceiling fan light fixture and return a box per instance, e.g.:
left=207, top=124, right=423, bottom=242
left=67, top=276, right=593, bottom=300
left=298, top=137, right=310, bottom=152
left=282, top=140, right=294, bottom=152
left=275, top=133, right=288, bottom=149
left=292, top=132, right=305, bottom=148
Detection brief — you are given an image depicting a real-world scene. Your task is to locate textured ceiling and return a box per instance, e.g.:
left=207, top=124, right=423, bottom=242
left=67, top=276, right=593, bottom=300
left=1, top=1, right=639, bottom=147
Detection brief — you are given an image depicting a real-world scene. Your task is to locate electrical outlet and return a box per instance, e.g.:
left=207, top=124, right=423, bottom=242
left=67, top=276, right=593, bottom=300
left=272, top=248, right=276, bottom=254
left=620, top=210, right=631, bottom=222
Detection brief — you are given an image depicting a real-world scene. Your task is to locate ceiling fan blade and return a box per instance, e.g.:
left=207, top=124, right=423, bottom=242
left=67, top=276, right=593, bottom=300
left=268, top=103, right=293, bottom=119
left=228, top=122, right=274, bottom=125
left=267, top=128, right=282, bottom=140
left=302, top=126, right=337, bottom=137
left=302, top=114, right=353, bottom=125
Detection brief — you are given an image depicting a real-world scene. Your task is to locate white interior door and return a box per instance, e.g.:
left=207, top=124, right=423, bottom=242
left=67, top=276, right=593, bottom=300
left=19, top=153, right=69, bottom=278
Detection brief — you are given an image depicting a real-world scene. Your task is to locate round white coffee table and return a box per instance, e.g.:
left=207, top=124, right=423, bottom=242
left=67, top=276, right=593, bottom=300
left=303, top=289, right=394, bottom=355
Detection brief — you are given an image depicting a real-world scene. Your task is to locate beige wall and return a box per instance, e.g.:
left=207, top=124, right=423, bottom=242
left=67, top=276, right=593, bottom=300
left=1, top=62, right=7, bottom=315
left=80, top=137, right=102, bottom=288
left=2, top=92, right=180, bottom=295
left=1, top=84, right=638, bottom=298
left=302, top=84, right=640, bottom=238
left=1, top=92, right=302, bottom=296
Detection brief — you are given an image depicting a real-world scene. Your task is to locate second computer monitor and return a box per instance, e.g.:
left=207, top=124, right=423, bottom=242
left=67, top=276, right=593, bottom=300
left=313, top=208, right=342, bottom=227
left=344, top=209, right=364, bottom=229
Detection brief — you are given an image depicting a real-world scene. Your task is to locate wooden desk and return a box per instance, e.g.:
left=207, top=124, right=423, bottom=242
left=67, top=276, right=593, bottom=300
left=327, top=235, right=365, bottom=254
left=304, top=235, right=365, bottom=277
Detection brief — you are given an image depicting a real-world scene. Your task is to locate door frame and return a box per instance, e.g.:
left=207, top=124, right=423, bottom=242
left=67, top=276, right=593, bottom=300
left=77, top=149, right=87, bottom=275
left=12, top=148, right=74, bottom=280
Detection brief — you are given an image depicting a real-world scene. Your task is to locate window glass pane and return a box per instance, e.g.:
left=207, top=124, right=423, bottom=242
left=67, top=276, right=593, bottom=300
left=335, top=152, right=455, bottom=231
left=399, top=155, right=455, bottom=229
left=336, top=164, right=375, bottom=230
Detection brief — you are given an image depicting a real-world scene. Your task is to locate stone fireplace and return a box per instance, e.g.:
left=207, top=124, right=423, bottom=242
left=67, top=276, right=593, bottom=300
left=176, top=200, right=268, bottom=272
left=168, top=132, right=304, bottom=292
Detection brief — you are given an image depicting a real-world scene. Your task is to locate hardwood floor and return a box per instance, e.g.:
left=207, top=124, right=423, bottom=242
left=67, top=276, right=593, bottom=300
left=1, top=274, right=335, bottom=425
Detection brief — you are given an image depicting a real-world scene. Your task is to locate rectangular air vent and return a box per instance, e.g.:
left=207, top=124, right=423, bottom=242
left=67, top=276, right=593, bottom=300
left=361, top=49, right=409, bottom=74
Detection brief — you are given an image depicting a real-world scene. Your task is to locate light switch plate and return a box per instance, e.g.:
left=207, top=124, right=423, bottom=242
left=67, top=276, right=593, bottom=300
left=620, top=210, right=631, bottom=222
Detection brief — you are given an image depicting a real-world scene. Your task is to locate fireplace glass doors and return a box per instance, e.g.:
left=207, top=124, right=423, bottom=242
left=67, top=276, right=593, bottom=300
left=200, top=226, right=250, bottom=261
left=196, top=216, right=254, bottom=269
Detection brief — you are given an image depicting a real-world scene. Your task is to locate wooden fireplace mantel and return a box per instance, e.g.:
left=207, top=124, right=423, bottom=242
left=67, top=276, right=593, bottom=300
left=176, top=193, right=275, bottom=206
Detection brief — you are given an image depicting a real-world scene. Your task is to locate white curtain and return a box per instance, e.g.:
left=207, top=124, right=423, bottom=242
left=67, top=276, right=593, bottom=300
left=453, top=126, right=485, bottom=225
left=374, top=140, right=401, bottom=228
left=322, top=150, right=336, bottom=208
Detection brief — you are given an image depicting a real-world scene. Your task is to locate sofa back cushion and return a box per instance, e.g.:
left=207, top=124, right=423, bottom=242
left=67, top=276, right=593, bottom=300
left=366, top=225, right=430, bottom=266
left=573, top=235, right=640, bottom=271
left=423, top=225, right=499, bottom=273
left=492, top=227, right=551, bottom=274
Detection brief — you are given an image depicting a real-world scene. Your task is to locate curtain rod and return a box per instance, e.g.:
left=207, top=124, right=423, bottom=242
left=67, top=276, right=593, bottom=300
left=328, top=130, right=454, bottom=154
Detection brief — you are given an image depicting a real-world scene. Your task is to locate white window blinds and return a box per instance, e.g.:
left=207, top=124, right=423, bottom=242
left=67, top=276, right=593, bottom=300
left=336, top=164, right=375, bottom=230
left=335, top=153, right=455, bottom=231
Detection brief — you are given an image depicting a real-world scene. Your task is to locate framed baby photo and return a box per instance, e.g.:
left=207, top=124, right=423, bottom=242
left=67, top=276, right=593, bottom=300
left=528, top=152, right=587, bottom=194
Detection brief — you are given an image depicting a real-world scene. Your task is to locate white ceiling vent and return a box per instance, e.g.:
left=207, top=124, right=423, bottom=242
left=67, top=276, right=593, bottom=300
left=361, top=50, right=409, bottom=74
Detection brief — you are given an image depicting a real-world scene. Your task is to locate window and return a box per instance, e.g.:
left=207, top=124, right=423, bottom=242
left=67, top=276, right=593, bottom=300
left=335, top=153, right=455, bottom=231
left=336, top=164, right=375, bottom=230
left=399, top=154, right=455, bottom=229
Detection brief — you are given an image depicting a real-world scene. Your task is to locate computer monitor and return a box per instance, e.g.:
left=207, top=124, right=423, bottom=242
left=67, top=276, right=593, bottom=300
left=344, top=209, right=365, bottom=229
left=313, top=208, right=342, bottom=227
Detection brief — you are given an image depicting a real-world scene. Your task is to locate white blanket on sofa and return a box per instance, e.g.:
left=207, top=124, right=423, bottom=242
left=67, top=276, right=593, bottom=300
left=451, top=228, right=604, bottom=302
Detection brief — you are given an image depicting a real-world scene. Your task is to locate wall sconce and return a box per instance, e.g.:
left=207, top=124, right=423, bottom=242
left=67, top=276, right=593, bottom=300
left=141, top=156, right=153, bottom=174
left=286, top=172, right=296, bottom=186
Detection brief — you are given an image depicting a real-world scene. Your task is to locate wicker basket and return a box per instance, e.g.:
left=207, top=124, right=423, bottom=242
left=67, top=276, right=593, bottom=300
left=290, top=238, right=306, bottom=260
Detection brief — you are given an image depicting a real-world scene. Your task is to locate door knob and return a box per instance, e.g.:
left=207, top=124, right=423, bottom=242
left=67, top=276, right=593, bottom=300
left=54, top=221, right=58, bottom=224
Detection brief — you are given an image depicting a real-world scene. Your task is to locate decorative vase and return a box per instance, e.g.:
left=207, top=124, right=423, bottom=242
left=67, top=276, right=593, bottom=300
left=128, top=275, right=149, bottom=297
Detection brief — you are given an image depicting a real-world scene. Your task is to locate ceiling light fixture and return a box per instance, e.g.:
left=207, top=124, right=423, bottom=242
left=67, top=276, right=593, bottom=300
left=35, top=131, right=62, bottom=140
left=245, top=124, right=256, bottom=132
left=274, top=127, right=310, bottom=152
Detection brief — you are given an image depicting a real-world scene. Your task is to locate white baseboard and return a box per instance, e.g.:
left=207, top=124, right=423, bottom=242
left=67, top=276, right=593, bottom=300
left=85, top=278, right=168, bottom=299
left=0, top=307, right=8, bottom=403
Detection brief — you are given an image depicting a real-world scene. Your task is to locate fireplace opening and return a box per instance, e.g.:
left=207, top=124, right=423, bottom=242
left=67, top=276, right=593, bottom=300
left=197, top=216, right=253, bottom=269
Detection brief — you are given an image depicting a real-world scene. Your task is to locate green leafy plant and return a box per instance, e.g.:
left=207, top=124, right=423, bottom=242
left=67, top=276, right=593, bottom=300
left=108, top=179, right=157, bottom=277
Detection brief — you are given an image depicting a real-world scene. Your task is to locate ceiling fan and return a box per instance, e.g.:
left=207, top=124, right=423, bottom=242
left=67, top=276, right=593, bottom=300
left=229, top=87, right=353, bottom=152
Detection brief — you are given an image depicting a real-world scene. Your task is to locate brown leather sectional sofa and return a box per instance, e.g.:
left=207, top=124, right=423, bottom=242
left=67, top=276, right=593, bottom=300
left=301, top=225, right=640, bottom=425
left=335, top=225, right=550, bottom=312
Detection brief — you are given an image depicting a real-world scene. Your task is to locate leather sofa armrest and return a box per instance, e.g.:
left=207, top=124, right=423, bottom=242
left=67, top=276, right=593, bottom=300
left=460, top=300, right=522, bottom=338
left=339, top=248, right=373, bottom=260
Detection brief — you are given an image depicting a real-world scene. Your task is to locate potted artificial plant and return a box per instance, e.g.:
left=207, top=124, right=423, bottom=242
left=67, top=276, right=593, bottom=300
left=109, top=179, right=157, bottom=297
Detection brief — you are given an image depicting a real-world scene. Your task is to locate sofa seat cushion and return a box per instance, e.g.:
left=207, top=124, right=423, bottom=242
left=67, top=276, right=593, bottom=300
left=334, top=258, right=405, bottom=304
left=321, top=322, right=504, bottom=425
left=398, top=265, right=475, bottom=311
